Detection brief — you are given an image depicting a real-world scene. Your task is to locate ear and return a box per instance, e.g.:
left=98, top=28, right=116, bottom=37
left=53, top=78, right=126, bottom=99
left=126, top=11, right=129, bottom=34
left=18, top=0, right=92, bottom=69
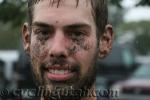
left=98, top=24, right=114, bottom=58
left=22, top=23, right=31, bottom=55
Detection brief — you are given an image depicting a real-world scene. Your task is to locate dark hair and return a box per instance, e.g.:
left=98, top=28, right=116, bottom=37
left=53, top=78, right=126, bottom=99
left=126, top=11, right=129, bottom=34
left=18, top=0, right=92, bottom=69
left=27, top=0, right=108, bottom=36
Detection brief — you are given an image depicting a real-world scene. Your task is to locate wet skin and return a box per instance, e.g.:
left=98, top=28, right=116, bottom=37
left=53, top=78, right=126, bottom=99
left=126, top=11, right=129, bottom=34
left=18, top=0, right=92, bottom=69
left=22, top=0, right=114, bottom=99
left=28, top=0, right=97, bottom=87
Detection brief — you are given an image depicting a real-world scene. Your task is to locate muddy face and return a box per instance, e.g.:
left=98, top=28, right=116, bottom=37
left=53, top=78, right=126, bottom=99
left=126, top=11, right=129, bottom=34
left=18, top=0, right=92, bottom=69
left=27, top=0, right=99, bottom=99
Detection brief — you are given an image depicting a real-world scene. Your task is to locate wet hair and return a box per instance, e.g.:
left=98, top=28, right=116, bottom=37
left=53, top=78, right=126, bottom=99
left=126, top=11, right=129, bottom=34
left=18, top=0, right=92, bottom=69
left=27, top=0, right=108, bottom=37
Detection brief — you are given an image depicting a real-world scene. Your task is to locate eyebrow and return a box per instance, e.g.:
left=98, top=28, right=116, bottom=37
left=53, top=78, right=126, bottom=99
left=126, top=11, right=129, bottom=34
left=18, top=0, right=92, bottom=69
left=64, top=23, right=92, bottom=30
left=32, top=22, right=91, bottom=30
left=32, top=22, right=52, bottom=28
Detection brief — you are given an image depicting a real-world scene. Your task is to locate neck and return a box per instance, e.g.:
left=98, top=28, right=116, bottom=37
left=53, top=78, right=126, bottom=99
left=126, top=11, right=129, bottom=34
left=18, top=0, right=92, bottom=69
left=41, top=84, right=97, bottom=100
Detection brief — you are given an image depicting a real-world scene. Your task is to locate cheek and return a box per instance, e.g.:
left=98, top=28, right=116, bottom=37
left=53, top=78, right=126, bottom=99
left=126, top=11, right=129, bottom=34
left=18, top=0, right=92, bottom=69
left=72, top=35, right=97, bottom=58
left=30, top=37, right=48, bottom=62
left=73, top=39, right=97, bottom=74
left=68, top=36, right=93, bottom=55
left=30, top=40, right=41, bottom=61
left=30, top=41, right=41, bottom=71
left=30, top=39, right=49, bottom=82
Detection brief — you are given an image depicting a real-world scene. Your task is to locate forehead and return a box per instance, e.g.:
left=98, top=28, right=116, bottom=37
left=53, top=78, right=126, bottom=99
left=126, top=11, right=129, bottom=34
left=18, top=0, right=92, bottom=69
left=32, top=0, right=94, bottom=26
left=33, top=0, right=91, bottom=8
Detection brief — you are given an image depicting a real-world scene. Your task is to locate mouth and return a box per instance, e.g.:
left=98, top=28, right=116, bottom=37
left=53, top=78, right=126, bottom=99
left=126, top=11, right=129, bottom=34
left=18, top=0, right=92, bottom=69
left=45, top=65, right=76, bottom=82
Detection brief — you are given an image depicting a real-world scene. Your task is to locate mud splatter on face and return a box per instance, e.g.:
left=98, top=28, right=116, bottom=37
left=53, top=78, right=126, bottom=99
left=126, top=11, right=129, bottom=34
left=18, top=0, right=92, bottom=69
left=30, top=41, right=40, bottom=59
left=27, top=0, right=99, bottom=99
left=32, top=26, right=52, bottom=45
left=36, top=34, right=49, bottom=45
left=55, top=21, right=58, bottom=24
left=30, top=36, right=50, bottom=85
left=68, top=34, right=92, bottom=55
left=30, top=41, right=42, bottom=84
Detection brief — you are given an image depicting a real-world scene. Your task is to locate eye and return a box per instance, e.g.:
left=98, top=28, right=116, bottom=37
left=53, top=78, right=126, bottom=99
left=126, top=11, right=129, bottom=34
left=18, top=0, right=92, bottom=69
left=69, top=31, right=85, bottom=38
left=35, top=29, right=49, bottom=36
left=74, top=31, right=84, bottom=36
left=32, top=28, right=52, bottom=41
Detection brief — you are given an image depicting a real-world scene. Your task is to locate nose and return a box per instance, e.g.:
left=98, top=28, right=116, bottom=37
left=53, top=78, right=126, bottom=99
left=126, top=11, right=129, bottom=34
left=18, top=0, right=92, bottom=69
left=49, top=31, right=68, bottom=58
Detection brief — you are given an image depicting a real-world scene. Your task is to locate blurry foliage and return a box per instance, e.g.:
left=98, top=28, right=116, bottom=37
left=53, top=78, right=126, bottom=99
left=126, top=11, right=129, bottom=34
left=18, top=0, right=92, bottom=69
left=0, top=0, right=26, bottom=27
left=108, top=0, right=123, bottom=8
left=0, top=22, right=20, bottom=50
left=0, top=0, right=26, bottom=49
left=136, top=0, right=150, bottom=6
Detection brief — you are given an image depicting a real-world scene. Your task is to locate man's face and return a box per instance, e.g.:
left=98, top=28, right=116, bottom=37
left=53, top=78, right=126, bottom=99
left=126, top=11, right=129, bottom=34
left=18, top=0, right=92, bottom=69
left=23, top=0, right=113, bottom=97
left=29, top=0, right=98, bottom=89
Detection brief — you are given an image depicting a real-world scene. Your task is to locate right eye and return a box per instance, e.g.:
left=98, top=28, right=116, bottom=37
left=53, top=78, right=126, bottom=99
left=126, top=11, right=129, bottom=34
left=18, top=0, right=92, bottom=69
left=33, top=28, right=51, bottom=40
left=34, top=29, right=49, bottom=36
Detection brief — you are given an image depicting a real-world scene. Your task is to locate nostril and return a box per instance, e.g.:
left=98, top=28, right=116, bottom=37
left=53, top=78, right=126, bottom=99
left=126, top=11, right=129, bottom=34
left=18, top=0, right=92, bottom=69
left=49, top=51, right=67, bottom=58
left=50, top=53, right=54, bottom=57
left=59, top=54, right=66, bottom=58
left=49, top=44, right=68, bottom=58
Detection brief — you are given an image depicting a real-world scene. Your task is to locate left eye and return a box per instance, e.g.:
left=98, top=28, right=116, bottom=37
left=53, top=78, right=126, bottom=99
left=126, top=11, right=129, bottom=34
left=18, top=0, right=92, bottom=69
left=70, top=31, right=85, bottom=37
left=74, top=31, right=84, bottom=36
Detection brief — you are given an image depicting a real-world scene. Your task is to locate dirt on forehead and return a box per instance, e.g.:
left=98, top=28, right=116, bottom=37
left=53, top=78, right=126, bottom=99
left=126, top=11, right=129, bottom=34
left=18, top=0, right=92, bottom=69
left=30, top=0, right=91, bottom=8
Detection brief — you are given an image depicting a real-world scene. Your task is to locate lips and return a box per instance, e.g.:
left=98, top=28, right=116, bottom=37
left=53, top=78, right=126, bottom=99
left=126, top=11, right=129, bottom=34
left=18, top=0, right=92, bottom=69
left=45, top=65, right=75, bottom=81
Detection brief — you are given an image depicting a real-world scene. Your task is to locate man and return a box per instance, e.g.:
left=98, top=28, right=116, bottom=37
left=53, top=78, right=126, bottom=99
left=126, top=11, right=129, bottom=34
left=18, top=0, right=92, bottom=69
left=22, top=0, right=114, bottom=100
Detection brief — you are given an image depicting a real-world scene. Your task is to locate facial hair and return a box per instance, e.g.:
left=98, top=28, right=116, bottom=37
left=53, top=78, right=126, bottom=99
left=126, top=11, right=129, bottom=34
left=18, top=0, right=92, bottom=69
left=30, top=49, right=98, bottom=100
